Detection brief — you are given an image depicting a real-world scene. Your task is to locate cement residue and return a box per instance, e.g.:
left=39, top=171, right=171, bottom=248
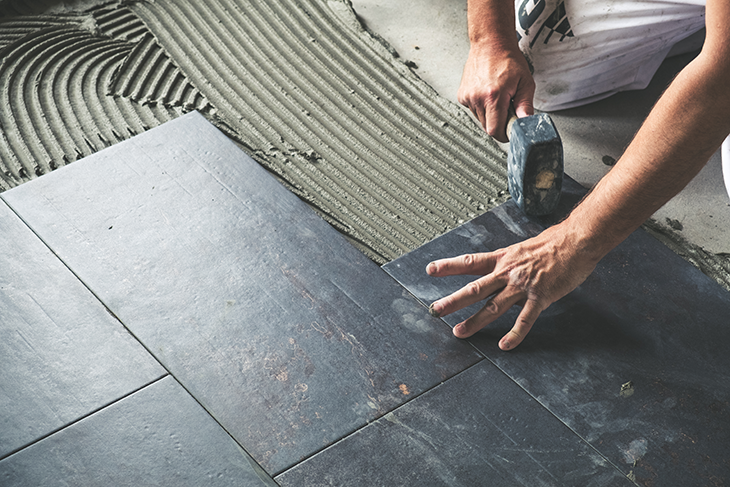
left=643, top=219, right=730, bottom=293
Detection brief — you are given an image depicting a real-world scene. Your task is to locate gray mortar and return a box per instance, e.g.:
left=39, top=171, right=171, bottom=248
left=0, top=0, right=508, bottom=264
left=1, top=0, right=729, bottom=290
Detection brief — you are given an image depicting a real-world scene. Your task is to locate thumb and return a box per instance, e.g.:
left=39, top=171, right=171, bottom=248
left=513, top=96, right=534, bottom=119
left=512, top=82, right=535, bottom=119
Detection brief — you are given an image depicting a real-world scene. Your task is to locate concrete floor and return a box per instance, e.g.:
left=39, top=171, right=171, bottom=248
left=352, top=0, right=730, bottom=255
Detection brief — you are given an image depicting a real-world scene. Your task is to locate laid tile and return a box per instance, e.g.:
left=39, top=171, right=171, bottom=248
left=0, top=376, right=276, bottom=487
left=2, top=112, right=481, bottom=474
left=384, top=201, right=730, bottom=485
left=276, top=361, right=631, bottom=486
left=0, top=201, right=164, bottom=459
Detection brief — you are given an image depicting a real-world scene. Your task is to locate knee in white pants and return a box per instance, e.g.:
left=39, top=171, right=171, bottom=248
left=722, top=137, right=730, bottom=201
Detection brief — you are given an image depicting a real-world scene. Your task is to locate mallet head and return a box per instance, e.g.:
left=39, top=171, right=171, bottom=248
left=507, top=113, right=563, bottom=216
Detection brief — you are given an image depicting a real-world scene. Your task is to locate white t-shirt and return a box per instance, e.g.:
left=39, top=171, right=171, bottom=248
left=516, top=0, right=706, bottom=111
left=516, top=0, right=730, bottom=199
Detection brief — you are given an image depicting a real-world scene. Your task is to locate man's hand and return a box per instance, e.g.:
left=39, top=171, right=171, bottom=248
left=459, top=0, right=535, bottom=142
left=458, top=43, right=535, bottom=142
left=426, top=223, right=598, bottom=350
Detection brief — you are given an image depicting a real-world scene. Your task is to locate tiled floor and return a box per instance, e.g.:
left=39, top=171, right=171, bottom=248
left=384, top=187, right=730, bottom=486
left=1, top=113, right=728, bottom=486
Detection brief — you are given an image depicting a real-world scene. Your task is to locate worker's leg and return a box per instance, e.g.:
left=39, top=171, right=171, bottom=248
left=722, top=138, right=730, bottom=200
left=516, top=0, right=706, bottom=111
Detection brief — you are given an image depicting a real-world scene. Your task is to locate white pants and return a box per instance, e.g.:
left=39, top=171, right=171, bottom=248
left=517, top=0, right=730, bottom=199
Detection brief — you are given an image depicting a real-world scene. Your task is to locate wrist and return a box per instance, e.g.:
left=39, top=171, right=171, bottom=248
left=549, top=213, right=616, bottom=268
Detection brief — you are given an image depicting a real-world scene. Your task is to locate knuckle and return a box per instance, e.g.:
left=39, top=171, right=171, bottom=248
left=483, top=86, right=501, bottom=104
left=462, top=253, right=477, bottom=267
left=465, top=280, right=482, bottom=297
left=484, top=299, right=500, bottom=315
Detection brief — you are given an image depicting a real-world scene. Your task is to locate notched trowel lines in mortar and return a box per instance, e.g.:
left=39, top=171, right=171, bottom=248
left=0, top=0, right=508, bottom=264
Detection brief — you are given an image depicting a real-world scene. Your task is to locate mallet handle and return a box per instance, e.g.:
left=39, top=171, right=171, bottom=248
left=506, top=105, right=518, bottom=141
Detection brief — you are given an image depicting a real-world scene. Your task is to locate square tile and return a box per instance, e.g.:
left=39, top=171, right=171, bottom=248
left=276, top=361, right=631, bottom=486
left=2, top=112, right=481, bottom=474
left=0, top=201, right=164, bottom=458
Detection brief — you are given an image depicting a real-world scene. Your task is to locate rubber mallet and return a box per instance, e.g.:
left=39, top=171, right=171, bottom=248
left=506, top=111, right=564, bottom=216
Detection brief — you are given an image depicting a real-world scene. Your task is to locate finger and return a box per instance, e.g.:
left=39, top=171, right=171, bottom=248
left=513, top=78, right=536, bottom=119
left=499, top=298, right=543, bottom=350
left=452, top=287, right=525, bottom=338
left=429, top=274, right=505, bottom=318
left=485, top=90, right=511, bottom=143
left=426, top=253, right=497, bottom=277
left=473, top=102, right=487, bottom=133
left=458, top=92, right=487, bottom=133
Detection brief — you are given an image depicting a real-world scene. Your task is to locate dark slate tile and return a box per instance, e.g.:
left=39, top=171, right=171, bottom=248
left=0, top=376, right=277, bottom=487
left=383, top=201, right=730, bottom=486
left=276, top=361, right=631, bottom=486
left=1, top=111, right=482, bottom=475
left=0, top=201, right=165, bottom=459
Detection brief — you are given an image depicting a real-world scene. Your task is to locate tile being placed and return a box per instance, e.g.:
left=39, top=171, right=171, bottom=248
left=276, top=361, right=631, bottom=486
left=1, top=111, right=481, bottom=474
left=0, top=376, right=277, bottom=487
left=0, top=201, right=165, bottom=459
left=383, top=200, right=730, bottom=486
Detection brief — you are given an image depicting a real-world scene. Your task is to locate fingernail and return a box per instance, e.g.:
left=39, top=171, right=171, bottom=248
left=453, top=323, right=464, bottom=336
left=426, top=262, right=436, bottom=274
left=502, top=340, right=511, bottom=350
left=428, top=302, right=441, bottom=317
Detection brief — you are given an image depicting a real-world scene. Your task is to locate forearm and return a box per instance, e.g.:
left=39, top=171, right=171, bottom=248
left=461, top=0, right=534, bottom=139
left=565, top=44, right=730, bottom=262
left=466, top=0, right=519, bottom=51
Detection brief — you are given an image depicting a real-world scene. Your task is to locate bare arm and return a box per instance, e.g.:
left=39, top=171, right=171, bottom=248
left=458, top=0, right=535, bottom=142
left=430, top=0, right=730, bottom=350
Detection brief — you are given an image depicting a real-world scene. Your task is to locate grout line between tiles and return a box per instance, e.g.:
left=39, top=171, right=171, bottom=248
left=272, top=358, right=487, bottom=479
left=0, top=197, right=276, bottom=483
left=473, top=350, right=633, bottom=483
left=0, top=374, right=170, bottom=462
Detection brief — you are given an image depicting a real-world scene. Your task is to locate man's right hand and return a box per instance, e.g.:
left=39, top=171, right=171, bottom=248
left=458, top=42, right=535, bottom=143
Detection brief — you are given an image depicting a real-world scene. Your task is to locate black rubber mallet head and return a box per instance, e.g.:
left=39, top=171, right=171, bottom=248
left=506, top=112, right=564, bottom=216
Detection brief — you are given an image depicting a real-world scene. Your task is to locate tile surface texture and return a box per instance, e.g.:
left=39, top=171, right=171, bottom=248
left=384, top=198, right=730, bottom=486
left=0, top=376, right=276, bottom=487
left=276, top=361, right=631, bottom=486
left=0, top=200, right=164, bottom=459
left=2, top=111, right=481, bottom=474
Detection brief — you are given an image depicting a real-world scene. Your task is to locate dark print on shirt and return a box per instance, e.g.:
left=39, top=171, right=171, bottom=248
left=517, top=0, right=574, bottom=47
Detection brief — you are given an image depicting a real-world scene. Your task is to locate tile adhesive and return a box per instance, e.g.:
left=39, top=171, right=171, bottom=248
left=1, top=0, right=728, bottom=289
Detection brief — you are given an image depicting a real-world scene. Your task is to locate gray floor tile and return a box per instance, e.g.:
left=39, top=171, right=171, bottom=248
left=0, top=376, right=276, bottom=487
left=276, top=361, right=631, bottom=487
left=383, top=201, right=730, bottom=485
left=0, top=201, right=165, bottom=459
left=2, top=112, right=481, bottom=474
